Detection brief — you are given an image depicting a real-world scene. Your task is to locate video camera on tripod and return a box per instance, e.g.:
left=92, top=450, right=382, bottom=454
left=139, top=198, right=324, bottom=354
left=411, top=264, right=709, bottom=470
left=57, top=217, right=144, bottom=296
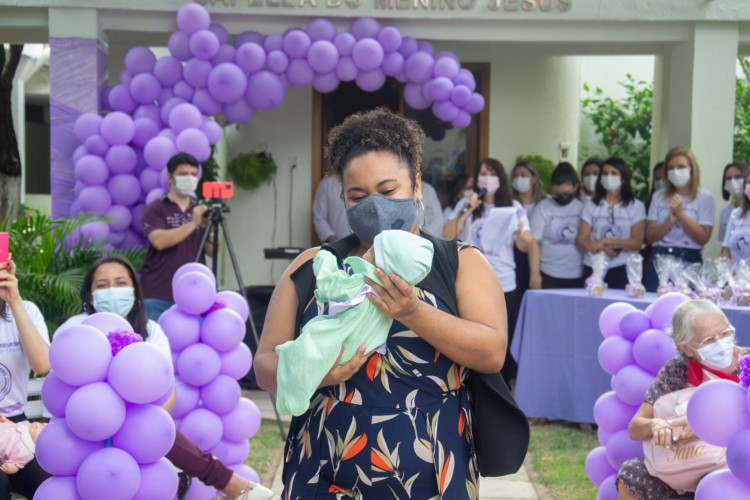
left=202, top=181, right=235, bottom=200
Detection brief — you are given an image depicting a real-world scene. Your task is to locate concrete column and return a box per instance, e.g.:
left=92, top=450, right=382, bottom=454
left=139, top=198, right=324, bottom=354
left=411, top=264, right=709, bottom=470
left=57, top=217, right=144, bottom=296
left=48, top=8, right=108, bottom=218
left=650, top=53, right=670, bottom=170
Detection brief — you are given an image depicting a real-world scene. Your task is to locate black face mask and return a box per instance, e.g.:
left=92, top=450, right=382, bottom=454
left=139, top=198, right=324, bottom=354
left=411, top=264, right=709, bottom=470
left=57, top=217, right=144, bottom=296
left=553, top=194, right=575, bottom=206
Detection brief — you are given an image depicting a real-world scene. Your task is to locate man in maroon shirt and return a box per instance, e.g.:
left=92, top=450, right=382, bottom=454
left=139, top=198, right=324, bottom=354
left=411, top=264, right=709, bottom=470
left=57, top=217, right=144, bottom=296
left=141, top=153, right=214, bottom=320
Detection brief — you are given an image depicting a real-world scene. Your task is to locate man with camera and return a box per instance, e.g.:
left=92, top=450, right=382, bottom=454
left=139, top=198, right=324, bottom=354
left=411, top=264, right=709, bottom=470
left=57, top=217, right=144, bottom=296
left=141, top=152, right=215, bottom=321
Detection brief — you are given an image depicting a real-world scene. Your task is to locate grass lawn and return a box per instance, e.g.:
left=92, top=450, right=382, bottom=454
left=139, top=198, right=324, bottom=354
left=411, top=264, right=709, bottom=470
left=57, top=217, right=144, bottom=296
left=527, top=422, right=601, bottom=500
left=245, top=420, right=289, bottom=486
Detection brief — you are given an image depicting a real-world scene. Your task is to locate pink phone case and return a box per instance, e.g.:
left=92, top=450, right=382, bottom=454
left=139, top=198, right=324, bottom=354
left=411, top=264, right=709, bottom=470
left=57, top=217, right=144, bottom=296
left=0, top=232, right=7, bottom=263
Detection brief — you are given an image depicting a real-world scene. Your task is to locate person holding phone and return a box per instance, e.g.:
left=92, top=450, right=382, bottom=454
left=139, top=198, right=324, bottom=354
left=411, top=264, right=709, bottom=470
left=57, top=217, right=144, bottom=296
left=577, top=158, right=646, bottom=290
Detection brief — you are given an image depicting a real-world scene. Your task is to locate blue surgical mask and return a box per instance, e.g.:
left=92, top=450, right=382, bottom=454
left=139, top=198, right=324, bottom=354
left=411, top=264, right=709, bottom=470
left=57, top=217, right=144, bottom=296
left=653, top=180, right=664, bottom=192
left=92, top=287, right=135, bottom=317
left=346, top=194, right=417, bottom=244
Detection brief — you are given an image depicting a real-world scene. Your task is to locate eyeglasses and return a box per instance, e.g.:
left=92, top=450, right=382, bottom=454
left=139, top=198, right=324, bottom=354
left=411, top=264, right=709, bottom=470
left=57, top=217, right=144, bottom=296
left=607, top=205, right=615, bottom=225
left=691, top=326, right=736, bottom=349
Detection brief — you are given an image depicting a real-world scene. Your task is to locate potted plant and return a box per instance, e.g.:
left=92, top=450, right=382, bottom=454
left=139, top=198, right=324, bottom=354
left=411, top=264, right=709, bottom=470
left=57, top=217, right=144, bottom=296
left=226, top=152, right=277, bottom=190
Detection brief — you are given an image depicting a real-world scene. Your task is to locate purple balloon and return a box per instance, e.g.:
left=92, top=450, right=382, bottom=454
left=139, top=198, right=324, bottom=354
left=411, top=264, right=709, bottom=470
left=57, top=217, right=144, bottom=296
left=454, top=68, right=477, bottom=91
left=177, top=3, right=210, bottom=36
left=157, top=128, right=178, bottom=142
left=310, top=72, right=337, bottom=93
left=173, top=80, right=195, bottom=101
left=189, top=30, right=220, bottom=60
left=399, top=36, right=418, bottom=57
left=216, top=290, right=250, bottom=321
left=334, top=57, right=358, bottom=82
left=72, top=145, right=88, bottom=164
left=465, top=92, right=485, bottom=114
left=80, top=221, right=110, bottom=244
left=192, top=88, right=223, bottom=116
left=450, top=85, right=472, bottom=108
left=598, top=302, right=636, bottom=338
left=125, top=47, right=156, bottom=75
left=130, top=203, right=146, bottom=234
left=307, top=40, right=339, bottom=74
left=352, top=39, right=384, bottom=72
left=246, top=70, right=285, bottom=110
left=35, top=418, right=104, bottom=476
left=66, top=382, right=126, bottom=441
left=598, top=425, right=614, bottom=447
left=176, top=128, right=210, bottom=162
left=109, top=343, right=173, bottom=404
left=177, top=343, right=221, bottom=387
left=604, top=429, right=643, bottom=470
left=113, top=405, right=176, bottom=465
left=79, top=185, right=112, bottom=213
left=129, top=73, right=161, bottom=105
left=108, top=174, right=141, bottom=206
left=180, top=408, right=224, bottom=451
left=224, top=438, right=250, bottom=464
left=184, top=478, right=215, bottom=500
left=727, top=429, right=750, bottom=485
left=208, top=63, right=248, bottom=104
left=452, top=109, right=471, bottom=129
left=334, top=32, right=356, bottom=56
left=159, top=306, right=201, bottom=351
left=84, top=135, right=109, bottom=156
left=184, top=58, right=213, bottom=88
left=201, top=120, right=223, bottom=145
left=134, top=458, right=179, bottom=500
left=77, top=448, right=141, bottom=500
left=229, top=463, right=260, bottom=483
left=172, top=262, right=216, bottom=289
left=74, top=113, right=103, bottom=143
left=632, top=329, right=678, bottom=375
left=211, top=43, right=237, bottom=66
left=432, top=58, right=459, bottom=82
left=144, top=136, right=177, bottom=170
left=220, top=342, right=253, bottom=380
left=41, top=372, right=78, bottom=418
left=75, top=155, right=109, bottom=186
left=433, top=100, right=459, bottom=122
left=382, top=52, right=405, bottom=77
left=145, top=188, right=166, bottom=205
left=405, top=52, right=435, bottom=84
left=174, top=270, right=217, bottom=315
left=404, top=82, right=431, bottom=110
left=377, top=26, right=402, bottom=53
left=648, top=292, right=690, bottom=331
left=618, top=310, right=651, bottom=340
left=585, top=446, right=617, bottom=486
left=132, top=118, right=160, bottom=149
left=235, top=43, right=266, bottom=74
left=593, top=391, right=639, bottom=434
left=612, top=365, right=654, bottom=406
left=201, top=374, right=242, bottom=415
left=139, top=168, right=160, bottom=193
left=171, top=379, right=201, bottom=418
left=236, top=30, right=266, bottom=49
left=201, top=308, right=246, bottom=353
left=350, top=17, right=381, bottom=40
left=688, top=380, right=750, bottom=447
left=106, top=145, right=137, bottom=175
left=50, top=324, right=112, bottom=386
left=222, top=98, right=256, bottom=124
left=428, top=76, right=454, bottom=102
left=695, top=469, right=750, bottom=498
left=169, top=103, right=203, bottom=133
left=221, top=398, right=261, bottom=442
left=283, top=29, right=311, bottom=59
left=597, top=474, right=618, bottom=500
left=262, top=33, right=283, bottom=52
left=307, top=18, right=337, bottom=41
left=153, top=56, right=183, bottom=87
left=417, top=40, right=434, bottom=54
left=106, top=205, right=132, bottom=232
left=108, top=84, right=137, bottom=113
left=356, top=69, right=386, bottom=93
left=82, top=311, right=132, bottom=335
left=35, top=476, right=83, bottom=500
left=134, top=104, right=161, bottom=126
left=286, top=59, right=315, bottom=87
left=597, top=336, right=635, bottom=376
left=168, top=31, right=192, bottom=61
left=266, top=49, right=289, bottom=74
left=101, top=111, right=136, bottom=146
left=209, top=23, right=230, bottom=45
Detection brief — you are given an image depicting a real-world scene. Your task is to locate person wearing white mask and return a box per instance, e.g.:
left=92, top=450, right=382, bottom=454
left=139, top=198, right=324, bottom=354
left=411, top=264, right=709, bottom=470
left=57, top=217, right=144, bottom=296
left=720, top=169, right=750, bottom=264
left=617, top=300, right=747, bottom=500
left=577, top=158, right=646, bottom=289
left=511, top=161, right=547, bottom=218
left=644, top=146, right=716, bottom=292
left=140, top=153, right=214, bottom=320
left=717, top=162, right=749, bottom=243
left=580, top=157, right=602, bottom=202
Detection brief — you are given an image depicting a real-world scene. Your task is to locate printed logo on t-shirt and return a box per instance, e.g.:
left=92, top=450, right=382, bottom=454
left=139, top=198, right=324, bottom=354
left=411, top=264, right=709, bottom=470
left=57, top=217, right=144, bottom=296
left=552, top=220, right=578, bottom=244
left=731, top=231, right=750, bottom=261
left=599, top=224, right=623, bottom=240
left=0, top=363, right=12, bottom=401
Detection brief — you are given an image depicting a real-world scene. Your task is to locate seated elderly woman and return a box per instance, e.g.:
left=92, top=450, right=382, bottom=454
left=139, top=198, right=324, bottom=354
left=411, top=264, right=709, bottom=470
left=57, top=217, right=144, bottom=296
left=617, top=299, right=747, bottom=499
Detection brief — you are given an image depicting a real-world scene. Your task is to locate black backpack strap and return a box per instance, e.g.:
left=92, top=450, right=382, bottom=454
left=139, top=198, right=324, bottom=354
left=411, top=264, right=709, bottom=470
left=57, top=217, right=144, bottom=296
left=417, top=230, right=460, bottom=315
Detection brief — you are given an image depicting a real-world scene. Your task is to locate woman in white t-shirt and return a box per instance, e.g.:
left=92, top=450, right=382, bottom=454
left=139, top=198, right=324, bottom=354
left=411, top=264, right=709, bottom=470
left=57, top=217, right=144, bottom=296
left=644, top=146, right=716, bottom=292
left=721, top=169, right=750, bottom=264
left=511, top=160, right=547, bottom=218
left=577, top=158, right=646, bottom=290
left=59, top=257, right=272, bottom=500
left=529, top=162, right=584, bottom=289
left=0, top=256, right=51, bottom=498
left=718, top=162, right=749, bottom=244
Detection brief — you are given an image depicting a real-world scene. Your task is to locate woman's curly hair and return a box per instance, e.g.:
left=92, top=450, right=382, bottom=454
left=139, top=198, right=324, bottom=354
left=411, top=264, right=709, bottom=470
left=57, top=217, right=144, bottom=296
left=324, top=107, right=425, bottom=187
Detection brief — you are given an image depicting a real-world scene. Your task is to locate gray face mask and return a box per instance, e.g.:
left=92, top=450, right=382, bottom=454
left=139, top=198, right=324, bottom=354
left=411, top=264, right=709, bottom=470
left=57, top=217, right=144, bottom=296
left=346, top=194, right=417, bottom=244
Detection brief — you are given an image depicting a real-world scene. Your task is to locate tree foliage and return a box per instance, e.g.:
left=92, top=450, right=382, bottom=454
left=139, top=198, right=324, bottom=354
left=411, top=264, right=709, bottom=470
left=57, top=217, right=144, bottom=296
left=735, top=58, right=750, bottom=164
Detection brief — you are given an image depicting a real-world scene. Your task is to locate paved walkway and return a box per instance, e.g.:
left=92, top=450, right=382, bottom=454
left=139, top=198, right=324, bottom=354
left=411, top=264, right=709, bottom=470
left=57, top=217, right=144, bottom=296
left=246, top=390, right=539, bottom=499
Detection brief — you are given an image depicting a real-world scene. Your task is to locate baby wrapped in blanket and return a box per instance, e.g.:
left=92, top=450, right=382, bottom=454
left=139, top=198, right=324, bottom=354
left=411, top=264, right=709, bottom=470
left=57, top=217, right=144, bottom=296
left=275, top=230, right=434, bottom=416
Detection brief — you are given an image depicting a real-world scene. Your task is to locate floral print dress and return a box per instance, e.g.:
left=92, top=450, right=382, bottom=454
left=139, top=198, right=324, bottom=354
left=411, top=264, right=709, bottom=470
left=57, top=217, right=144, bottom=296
left=282, top=278, right=478, bottom=499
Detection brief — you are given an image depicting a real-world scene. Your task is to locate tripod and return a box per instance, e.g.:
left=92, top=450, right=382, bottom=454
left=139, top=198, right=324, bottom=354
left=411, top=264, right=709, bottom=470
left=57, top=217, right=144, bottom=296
left=195, top=199, right=287, bottom=441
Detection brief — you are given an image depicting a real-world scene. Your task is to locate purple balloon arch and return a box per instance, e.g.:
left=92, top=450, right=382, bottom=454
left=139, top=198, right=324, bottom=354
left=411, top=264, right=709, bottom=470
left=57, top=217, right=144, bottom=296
left=69, top=4, right=485, bottom=249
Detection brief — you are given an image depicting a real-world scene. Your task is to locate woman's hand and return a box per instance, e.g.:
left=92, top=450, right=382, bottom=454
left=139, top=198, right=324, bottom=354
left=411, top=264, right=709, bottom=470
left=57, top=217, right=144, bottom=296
left=366, top=269, right=421, bottom=321
left=0, top=257, right=21, bottom=305
left=318, top=344, right=368, bottom=388
left=588, top=239, right=604, bottom=254
left=669, top=195, right=684, bottom=217
left=529, top=272, right=542, bottom=290
left=463, top=193, right=482, bottom=214
left=650, top=418, right=681, bottom=448
left=666, top=417, right=697, bottom=445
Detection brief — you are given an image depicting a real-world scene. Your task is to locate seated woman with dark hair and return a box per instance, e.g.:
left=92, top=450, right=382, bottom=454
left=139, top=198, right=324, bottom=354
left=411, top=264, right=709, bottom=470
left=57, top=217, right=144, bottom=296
left=57, top=257, right=272, bottom=500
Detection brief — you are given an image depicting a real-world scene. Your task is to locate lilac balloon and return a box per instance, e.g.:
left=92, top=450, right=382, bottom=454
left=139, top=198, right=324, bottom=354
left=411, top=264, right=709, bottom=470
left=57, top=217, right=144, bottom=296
left=688, top=380, right=750, bottom=447
left=286, top=59, right=315, bottom=87
left=604, top=428, right=643, bottom=470
left=80, top=221, right=110, bottom=244
left=283, top=29, right=311, bottom=59
left=132, top=119, right=160, bottom=149
left=450, top=85, right=472, bottom=108
left=262, top=33, right=283, bottom=52
left=66, top=382, right=126, bottom=441
left=181, top=408, right=224, bottom=451
left=207, top=63, right=248, bottom=104
left=73, top=144, right=88, bottom=164
left=109, top=343, right=173, bottom=404
left=82, top=311, right=132, bottom=335
left=632, top=329, right=678, bottom=375
left=130, top=203, right=146, bottom=234
left=454, top=68, right=477, bottom=91
left=125, top=47, right=156, bottom=75
left=159, top=306, right=201, bottom=351
left=612, top=365, right=654, bottom=406
left=598, top=302, right=636, bottom=338
left=307, top=40, right=339, bottom=74
left=618, top=310, right=651, bottom=340
left=74, top=113, right=103, bottom=143
left=597, top=474, right=618, bottom=500
left=157, top=128, right=178, bottom=142
left=189, top=30, right=220, bottom=60
left=593, top=391, right=639, bottom=433
left=144, top=136, right=177, bottom=170
left=350, top=17, right=381, bottom=40
left=41, top=371, right=78, bottom=418
left=171, top=379, right=201, bottom=418
left=404, top=82, right=431, bottom=110
left=222, top=98, right=256, bottom=124
left=428, top=76, right=454, bottom=102
left=211, top=44, right=236, bottom=66
left=221, top=398, right=261, bottom=442
left=184, top=479, right=215, bottom=500
left=335, top=57, right=358, bottom=82
left=145, top=188, right=166, bottom=205
left=50, top=324, right=112, bottom=386
left=177, top=3, right=210, bottom=36
left=201, top=308, right=246, bottom=352
left=201, top=121, right=223, bottom=145
left=133, top=104, right=161, bottom=126
left=377, top=26, right=402, bottom=53
left=433, top=100, right=460, bottom=122
left=404, top=52, right=435, bottom=84
left=105, top=145, right=137, bottom=175
left=727, top=429, right=750, bottom=485
left=177, top=343, right=222, bottom=387
left=399, top=36, right=418, bottom=57
left=209, top=23, right=230, bottom=45
left=35, top=418, right=104, bottom=476
left=106, top=205, right=132, bottom=232
left=585, top=446, right=617, bottom=486
left=168, top=31, right=191, bottom=61
left=35, top=476, right=83, bottom=500
left=216, top=290, right=250, bottom=321
left=129, top=73, right=161, bottom=105
left=173, top=80, right=195, bottom=101
left=465, top=92, right=485, bottom=114
left=158, top=87, right=175, bottom=106
left=184, top=58, right=213, bottom=88
left=134, top=458, right=179, bottom=500
left=79, top=186, right=112, bottom=213
left=101, top=112, right=135, bottom=146
left=247, top=70, right=285, bottom=110
left=77, top=448, right=141, bottom=500
left=307, top=18, right=337, bottom=41
left=352, top=39, right=384, bottom=71
left=310, top=72, right=339, bottom=93
left=417, top=40, right=434, bottom=54
left=108, top=174, right=141, bottom=206
left=176, top=128, right=210, bottom=162
left=169, top=103, right=203, bottom=133
left=84, top=135, right=109, bottom=156
left=236, top=30, right=266, bottom=49
left=334, top=32, right=356, bottom=56
left=695, top=469, right=750, bottom=498
left=201, top=374, right=242, bottom=414
left=153, top=56, right=183, bottom=87
left=382, top=52, right=404, bottom=77
left=451, top=109, right=472, bottom=129
left=229, top=463, right=260, bottom=483
left=648, top=292, right=690, bottom=331
left=597, top=336, right=635, bottom=376
left=356, top=69, right=386, bottom=93
left=266, top=49, right=289, bottom=74
left=235, top=43, right=266, bottom=74
left=192, top=88, right=222, bottom=116
left=220, top=342, right=253, bottom=380
left=224, top=439, right=250, bottom=464
left=75, top=155, right=109, bottom=186
left=108, top=84, right=137, bottom=113
left=434, top=56, right=461, bottom=80
left=108, top=230, right=127, bottom=246
left=172, top=262, right=216, bottom=288
left=113, top=405, right=176, bottom=464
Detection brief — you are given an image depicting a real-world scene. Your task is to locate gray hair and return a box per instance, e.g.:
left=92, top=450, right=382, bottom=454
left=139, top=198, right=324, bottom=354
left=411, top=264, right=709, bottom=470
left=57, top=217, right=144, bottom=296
left=670, top=299, right=730, bottom=345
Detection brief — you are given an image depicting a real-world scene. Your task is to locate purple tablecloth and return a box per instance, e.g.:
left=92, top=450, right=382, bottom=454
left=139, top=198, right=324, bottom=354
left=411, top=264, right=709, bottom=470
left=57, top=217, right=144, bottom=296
left=509, top=289, right=750, bottom=423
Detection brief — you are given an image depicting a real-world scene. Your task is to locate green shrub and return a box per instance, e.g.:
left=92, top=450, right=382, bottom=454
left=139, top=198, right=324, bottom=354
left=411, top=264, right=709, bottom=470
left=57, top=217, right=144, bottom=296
left=227, top=152, right=277, bottom=190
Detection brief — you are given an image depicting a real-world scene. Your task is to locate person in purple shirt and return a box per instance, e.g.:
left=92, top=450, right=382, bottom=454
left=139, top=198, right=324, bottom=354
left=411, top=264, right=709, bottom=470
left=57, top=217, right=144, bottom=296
left=141, top=153, right=215, bottom=320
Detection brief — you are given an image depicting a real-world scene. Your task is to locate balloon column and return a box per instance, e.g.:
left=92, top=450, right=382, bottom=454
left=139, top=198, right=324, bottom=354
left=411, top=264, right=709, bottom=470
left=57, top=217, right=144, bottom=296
left=159, top=263, right=261, bottom=498
left=69, top=3, right=485, bottom=249
left=585, top=293, right=688, bottom=500
left=35, top=313, right=177, bottom=500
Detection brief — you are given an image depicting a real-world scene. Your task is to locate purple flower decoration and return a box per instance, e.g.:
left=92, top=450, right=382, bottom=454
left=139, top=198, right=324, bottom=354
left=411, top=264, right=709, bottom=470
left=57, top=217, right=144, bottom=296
left=202, top=297, right=227, bottom=317
left=106, top=329, right=143, bottom=357
left=739, top=354, right=750, bottom=389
